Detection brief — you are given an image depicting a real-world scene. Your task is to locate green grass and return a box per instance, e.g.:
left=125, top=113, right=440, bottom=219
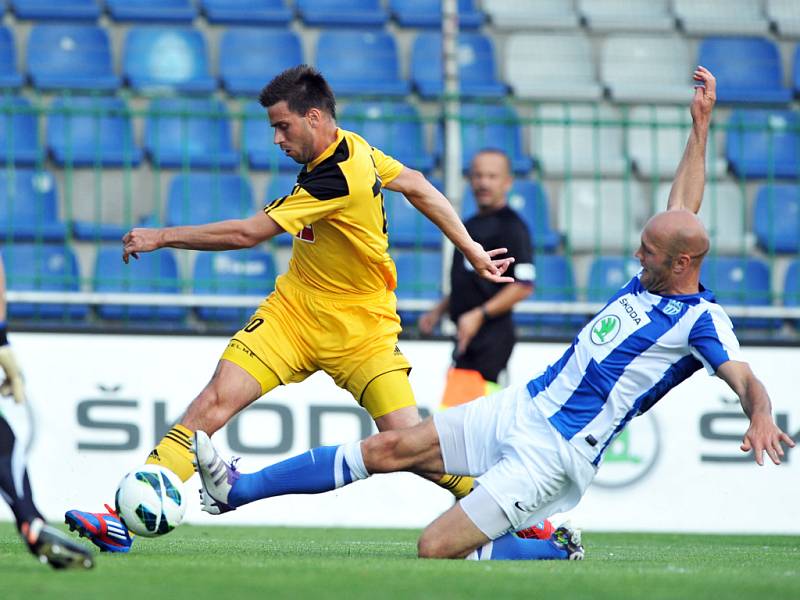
left=1, top=522, right=798, bottom=600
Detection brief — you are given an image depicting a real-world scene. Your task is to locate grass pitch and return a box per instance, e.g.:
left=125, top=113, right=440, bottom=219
left=1, top=522, right=798, bottom=600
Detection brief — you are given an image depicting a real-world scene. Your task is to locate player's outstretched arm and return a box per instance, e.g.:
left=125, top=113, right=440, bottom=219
left=122, top=212, right=284, bottom=263
left=715, top=360, right=796, bottom=465
left=666, top=66, right=717, bottom=214
left=385, top=168, right=514, bottom=283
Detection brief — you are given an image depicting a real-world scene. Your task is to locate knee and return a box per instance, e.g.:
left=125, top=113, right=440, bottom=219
left=417, top=532, right=455, bottom=559
left=362, top=430, right=404, bottom=473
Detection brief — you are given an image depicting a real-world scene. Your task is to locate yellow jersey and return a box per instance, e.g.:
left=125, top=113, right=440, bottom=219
left=264, top=128, right=404, bottom=296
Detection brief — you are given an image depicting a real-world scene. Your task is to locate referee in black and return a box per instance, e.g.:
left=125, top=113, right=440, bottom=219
left=419, top=149, right=534, bottom=408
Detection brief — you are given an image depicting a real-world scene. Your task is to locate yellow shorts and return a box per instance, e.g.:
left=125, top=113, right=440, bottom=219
left=221, top=273, right=414, bottom=418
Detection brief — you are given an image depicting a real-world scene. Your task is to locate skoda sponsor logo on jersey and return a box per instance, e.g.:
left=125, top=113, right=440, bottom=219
left=590, top=314, right=621, bottom=345
left=594, top=412, right=661, bottom=489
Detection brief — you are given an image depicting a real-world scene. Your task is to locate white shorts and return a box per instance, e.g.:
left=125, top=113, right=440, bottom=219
left=433, top=383, right=597, bottom=538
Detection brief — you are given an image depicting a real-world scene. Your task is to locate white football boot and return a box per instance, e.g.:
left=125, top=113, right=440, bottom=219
left=192, top=431, right=240, bottom=515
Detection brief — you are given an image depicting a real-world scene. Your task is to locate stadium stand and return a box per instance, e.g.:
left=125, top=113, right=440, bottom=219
left=296, top=0, right=387, bottom=28
left=783, top=260, right=800, bottom=323
left=482, top=0, right=579, bottom=30
left=200, top=0, right=292, bottom=26
left=106, top=0, right=197, bottom=23
left=0, top=96, right=42, bottom=165
left=220, top=29, right=302, bottom=97
left=578, top=0, right=673, bottom=33
left=242, top=101, right=299, bottom=171
left=726, top=109, right=800, bottom=179
left=10, top=0, right=100, bottom=21
left=505, top=33, right=602, bottom=101
left=393, top=248, right=442, bottom=325
left=144, top=97, right=238, bottom=169
left=27, top=25, right=119, bottom=91
left=586, top=256, right=642, bottom=301
left=793, top=44, right=800, bottom=97
left=384, top=190, right=441, bottom=248
left=700, top=257, right=777, bottom=330
left=514, top=254, right=584, bottom=330
left=124, top=27, right=215, bottom=94
left=768, top=0, right=800, bottom=38
left=166, top=173, right=255, bottom=227
left=673, top=0, right=770, bottom=35
left=316, top=30, right=408, bottom=97
left=753, top=183, right=800, bottom=254
left=455, top=102, right=533, bottom=174
left=411, top=32, right=506, bottom=98
left=0, top=27, right=23, bottom=88
left=389, top=0, right=484, bottom=29
left=0, top=170, right=67, bottom=242
left=47, top=96, right=141, bottom=167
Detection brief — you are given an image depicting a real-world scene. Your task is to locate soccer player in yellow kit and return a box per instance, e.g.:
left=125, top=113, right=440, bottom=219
left=65, top=65, right=515, bottom=551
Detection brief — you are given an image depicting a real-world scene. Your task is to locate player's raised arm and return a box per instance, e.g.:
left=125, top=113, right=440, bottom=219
left=666, top=66, right=717, bottom=214
left=122, top=212, right=285, bottom=263
left=384, top=167, right=514, bottom=283
left=715, top=360, right=795, bottom=465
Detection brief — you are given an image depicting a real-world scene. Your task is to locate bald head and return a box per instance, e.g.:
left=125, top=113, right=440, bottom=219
left=644, top=210, right=709, bottom=261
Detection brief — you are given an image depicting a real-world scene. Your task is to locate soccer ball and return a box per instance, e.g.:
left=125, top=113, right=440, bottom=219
left=115, top=465, right=187, bottom=537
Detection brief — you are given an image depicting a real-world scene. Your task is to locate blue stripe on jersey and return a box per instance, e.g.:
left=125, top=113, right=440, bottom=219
left=593, top=401, right=641, bottom=467
left=527, top=343, right=577, bottom=398
left=549, top=298, right=691, bottom=440
left=637, top=354, right=702, bottom=415
left=689, top=310, right=731, bottom=372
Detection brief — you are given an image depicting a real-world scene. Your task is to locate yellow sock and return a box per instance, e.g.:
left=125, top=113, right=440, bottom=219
left=437, top=474, right=474, bottom=499
left=146, top=424, right=195, bottom=482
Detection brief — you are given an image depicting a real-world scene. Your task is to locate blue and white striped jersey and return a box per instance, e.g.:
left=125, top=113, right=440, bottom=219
left=526, top=273, right=742, bottom=465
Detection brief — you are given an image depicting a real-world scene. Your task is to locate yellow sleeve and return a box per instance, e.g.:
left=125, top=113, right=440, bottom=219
left=264, top=178, right=348, bottom=235
left=371, top=146, right=404, bottom=186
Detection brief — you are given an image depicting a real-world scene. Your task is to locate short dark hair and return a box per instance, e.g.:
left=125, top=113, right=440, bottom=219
left=259, top=65, right=336, bottom=119
left=472, top=148, right=512, bottom=175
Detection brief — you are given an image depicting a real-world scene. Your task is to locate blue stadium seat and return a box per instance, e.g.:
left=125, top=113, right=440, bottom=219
left=264, top=174, right=300, bottom=246
left=461, top=180, right=560, bottom=252
left=726, top=110, right=800, bottom=179
left=389, top=0, right=484, bottom=29
left=0, top=170, right=66, bottom=241
left=145, top=98, right=238, bottom=169
left=753, top=184, right=800, bottom=254
left=515, top=254, right=585, bottom=330
left=27, top=25, right=119, bottom=91
left=193, top=249, right=276, bottom=324
left=94, top=247, right=188, bottom=322
left=3, top=243, right=86, bottom=321
left=10, top=0, right=100, bottom=20
left=339, top=101, right=433, bottom=171
left=243, top=101, right=300, bottom=171
left=586, top=256, right=641, bottom=302
left=166, top=173, right=254, bottom=227
left=107, top=0, right=196, bottom=22
left=795, top=44, right=800, bottom=97
left=701, top=257, right=777, bottom=330
left=698, top=37, right=791, bottom=105
left=316, top=31, right=408, bottom=97
left=297, top=0, right=387, bottom=27
left=384, top=190, right=440, bottom=248
left=124, top=27, right=215, bottom=93
left=783, top=260, right=800, bottom=326
left=0, top=96, right=42, bottom=165
left=48, top=96, right=141, bottom=167
left=0, top=27, right=23, bottom=88
left=411, top=33, right=506, bottom=98
left=393, top=248, right=442, bottom=325
left=201, top=0, right=291, bottom=25
left=220, top=29, right=302, bottom=97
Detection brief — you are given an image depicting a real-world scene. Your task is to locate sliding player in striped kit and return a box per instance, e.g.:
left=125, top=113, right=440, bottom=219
left=192, top=67, right=794, bottom=561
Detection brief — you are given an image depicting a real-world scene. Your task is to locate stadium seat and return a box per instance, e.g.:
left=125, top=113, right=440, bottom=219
left=166, top=173, right=254, bottom=227
left=768, top=0, right=800, bottom=38
left=726, top=110, right=800, bottom=179
left=504, top=33, right=602, bottom=101
left=0, top=170, right=67, bottom=241
left=3, top=243, right=86, bottom=321
left=783, top=260, right=800, bottom=324
left=558, top=179, right=647, bottom=253
left=144, top=98, right=238, bottom=169
left=482, top=0, right=579, bottom=30
left=193, top=249, right=276, bottom=325
left=700, top=257, right=777, bottom=330
left=384, top=190, right=440, bottom=248
left=0, top=96, right=42, bottom=165
left=48, top=96, right=141, bottom=167
left=243, top=101, right=299, bottom=172
left=795, top=44, right=800, bottom=97
left=10, top=0, right=100, bottom=20
left=673, top=0, right=770, bottom=35
left=27, top=25, right=119, bottom=91
left=106, top=0, right=196, bottom=22
left=264, top=174, right=299, bottom=245
left=124, top=27, right=215, bottom=94
left=586, top=256, right=642, bottom=301
left=411, top=32, right=506, bottom=99
left=339, top=101, right=433, bottom=172
left=530, top=104, right=628, bottom=178
left=220, top=29, right=302, bottom=97
left=461, top=180, right=561, bottom=252
left=515, top=254, right=584, bottom=330
left=389, top=0, right=484, bottom=29
left=578, top=0, right=673, bottom=32
left=316, top=31, right=408, bottom=97
left=94, top=247, right=188, bottom=322
left=628, top=105, right=728, bottom=178
left=297, top=0, right=387, bottom=27
left=200, top=0, right=291, bottom=25
left=602, top=35, right=692, bottom=103
left=392, top=248, right=442, bottom=325
left=698, top=38, right=791, bottom=105
left=753, top=184, right=800, bottom=254
left=0, top=27, right=23, bottom=88
left=452, top=103, right=533, bottom=174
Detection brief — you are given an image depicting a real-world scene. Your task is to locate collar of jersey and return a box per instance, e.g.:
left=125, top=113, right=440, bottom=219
left=633, top=275, right=717, bottom=305
left=306, top=128, right=345, bottom=172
